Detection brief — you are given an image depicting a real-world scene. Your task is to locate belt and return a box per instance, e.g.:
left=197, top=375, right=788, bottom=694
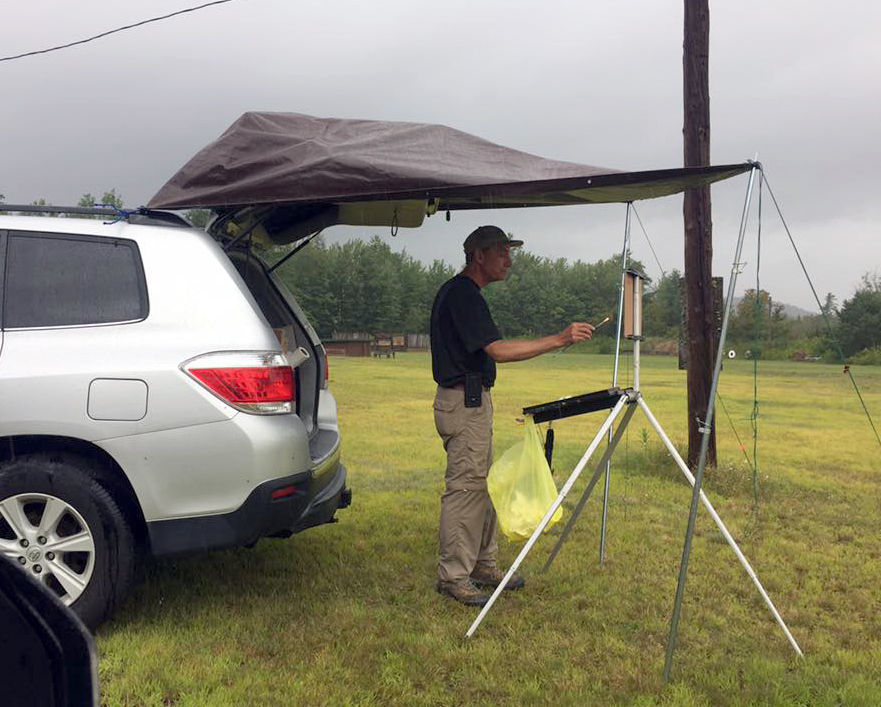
left=442, top=382, right=490, bottom=391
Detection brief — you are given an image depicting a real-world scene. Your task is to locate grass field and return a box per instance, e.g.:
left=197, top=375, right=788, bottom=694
left=98, top=353, right=881, bottom=706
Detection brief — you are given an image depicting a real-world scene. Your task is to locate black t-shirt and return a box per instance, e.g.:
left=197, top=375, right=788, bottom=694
left=430, top=274, right=501, bottom=387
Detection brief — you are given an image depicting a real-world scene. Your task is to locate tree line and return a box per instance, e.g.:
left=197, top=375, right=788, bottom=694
left=270, top=236, right=881, bottom=364
left=2, top=191, right=878, bottom=362
left=268, top=235, right=673, bottom=340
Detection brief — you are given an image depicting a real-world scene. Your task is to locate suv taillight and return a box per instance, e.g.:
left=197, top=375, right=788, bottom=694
left=182, top=352, right=295, bottom=414
left=323, top=352, right=329, bottom=387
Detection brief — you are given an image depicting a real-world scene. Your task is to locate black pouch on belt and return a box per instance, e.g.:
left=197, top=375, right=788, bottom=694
left=464, top=372, right=482, bottom=408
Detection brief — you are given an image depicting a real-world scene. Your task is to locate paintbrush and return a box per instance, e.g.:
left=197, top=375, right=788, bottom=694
left=558, top=316, right=610, bottom=354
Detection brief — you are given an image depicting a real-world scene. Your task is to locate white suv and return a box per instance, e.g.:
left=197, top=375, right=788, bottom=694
left=0, top=208, right=350, bottom=628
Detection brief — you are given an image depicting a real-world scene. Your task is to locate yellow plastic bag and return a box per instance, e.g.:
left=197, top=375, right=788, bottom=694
left=487, top=417, right=563, bottom=541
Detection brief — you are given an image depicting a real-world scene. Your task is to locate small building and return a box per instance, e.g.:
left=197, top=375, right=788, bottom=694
left=323, top=338, right=371, bottom=357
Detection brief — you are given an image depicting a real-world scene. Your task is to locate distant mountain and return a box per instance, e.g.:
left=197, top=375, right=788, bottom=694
left=732, top=297, right=818, bottom=319
left=780, top=302, right=818, bottom=318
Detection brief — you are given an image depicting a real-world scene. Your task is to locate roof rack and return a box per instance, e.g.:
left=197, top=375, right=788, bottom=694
left=0, top=204, right=191, bottom=228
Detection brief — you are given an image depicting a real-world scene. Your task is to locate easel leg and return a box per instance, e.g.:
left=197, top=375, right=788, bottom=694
left=542, top=403, right=638, bottom=572
left=637, top=397, right=803, bottom=657
left=465, top=395, right=631, bottom=638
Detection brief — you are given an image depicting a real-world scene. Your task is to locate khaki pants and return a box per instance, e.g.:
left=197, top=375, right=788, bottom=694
left=433, top=385, right=498, bottom=584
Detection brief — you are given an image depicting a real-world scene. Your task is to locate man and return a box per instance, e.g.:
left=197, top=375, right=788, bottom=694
left=430, top=225, right=594, bottom=606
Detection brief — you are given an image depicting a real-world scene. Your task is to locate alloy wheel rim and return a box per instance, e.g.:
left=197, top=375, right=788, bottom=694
left=0, top=492, right=97, bottom=605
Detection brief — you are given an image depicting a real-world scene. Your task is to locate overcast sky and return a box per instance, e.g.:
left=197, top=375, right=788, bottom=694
left=2, top=0, right=878, bottom=310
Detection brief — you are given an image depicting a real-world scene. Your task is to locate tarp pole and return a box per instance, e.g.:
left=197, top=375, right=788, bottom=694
left=663, top=162, right=766, bottom=681
left=599, top=203, right=632, bottom=563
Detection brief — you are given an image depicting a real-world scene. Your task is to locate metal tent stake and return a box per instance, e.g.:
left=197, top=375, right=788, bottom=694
left=467, top=194, right=802, bottom=676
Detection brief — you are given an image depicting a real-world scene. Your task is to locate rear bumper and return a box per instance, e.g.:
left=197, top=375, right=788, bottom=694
left=147, top=461, right=350, bottom=557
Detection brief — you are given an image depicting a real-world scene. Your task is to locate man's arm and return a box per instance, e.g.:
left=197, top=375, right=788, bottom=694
left=484, top=322, right=594, bottom=363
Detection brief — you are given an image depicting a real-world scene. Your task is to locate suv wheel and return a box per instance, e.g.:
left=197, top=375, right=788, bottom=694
left=0, top=453, right=135, bottom=630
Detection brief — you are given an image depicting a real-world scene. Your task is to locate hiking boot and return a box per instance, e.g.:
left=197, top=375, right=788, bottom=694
left=470, top=566, right=526, bottom=591
left=436, top=580, right=491, bottom=606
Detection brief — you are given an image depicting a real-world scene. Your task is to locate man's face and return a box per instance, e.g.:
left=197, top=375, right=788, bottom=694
left=478, top=243, right=514, bottom=283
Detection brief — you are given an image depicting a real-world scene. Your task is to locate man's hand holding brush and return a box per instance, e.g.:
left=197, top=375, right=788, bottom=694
left=558, top=316, right=610, bottom=353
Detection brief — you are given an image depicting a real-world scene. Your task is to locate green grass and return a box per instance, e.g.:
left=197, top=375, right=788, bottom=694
left=98, top=353, right=881, bottom=706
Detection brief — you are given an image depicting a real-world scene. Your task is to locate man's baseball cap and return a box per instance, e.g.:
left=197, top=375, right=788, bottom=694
left=463, top=225, right=524, bottom=254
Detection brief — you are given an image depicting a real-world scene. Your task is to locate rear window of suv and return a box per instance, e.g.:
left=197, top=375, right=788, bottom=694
left=2, top=231, right=148, bottom=328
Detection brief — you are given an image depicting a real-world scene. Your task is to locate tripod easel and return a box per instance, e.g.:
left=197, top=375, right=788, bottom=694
left=465, top=267, right=803, bottom=663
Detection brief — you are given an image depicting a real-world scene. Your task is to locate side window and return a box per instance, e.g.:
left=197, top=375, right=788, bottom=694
left=3, top=232, right=148, bottom=328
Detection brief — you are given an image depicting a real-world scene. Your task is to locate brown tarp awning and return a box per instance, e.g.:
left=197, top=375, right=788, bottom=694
left=148, top=112, right=751, bottom=237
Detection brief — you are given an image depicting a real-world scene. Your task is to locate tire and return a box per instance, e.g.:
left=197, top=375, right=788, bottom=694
left=0, top=453, right=135, bottom=630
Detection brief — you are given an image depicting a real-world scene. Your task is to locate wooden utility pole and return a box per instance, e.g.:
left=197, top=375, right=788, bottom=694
left=683, top=0, right=716, bottom=468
